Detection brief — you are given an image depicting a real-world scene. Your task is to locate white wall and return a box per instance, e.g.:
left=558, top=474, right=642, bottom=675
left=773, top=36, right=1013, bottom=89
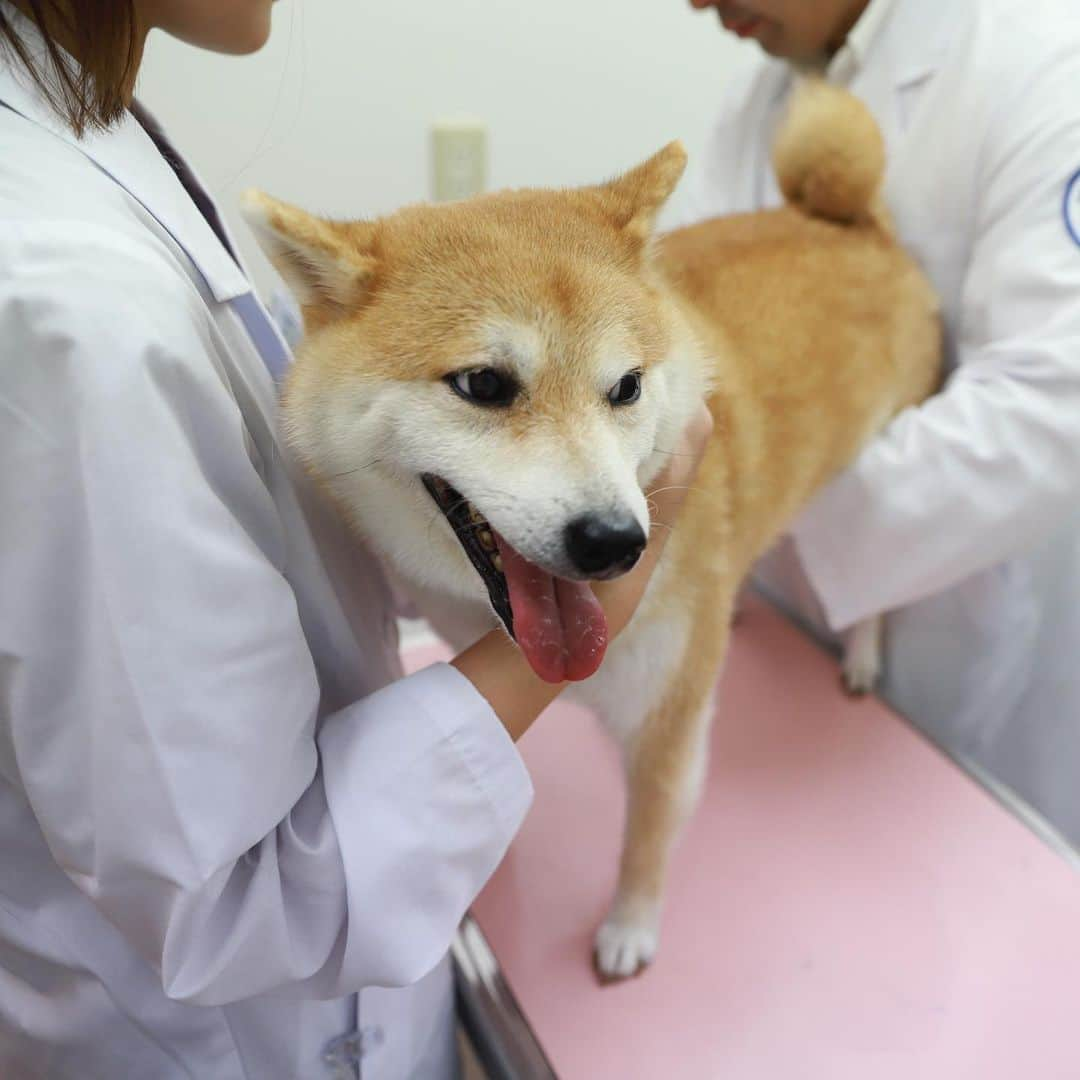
left=138, top=0, right=749, bottom=297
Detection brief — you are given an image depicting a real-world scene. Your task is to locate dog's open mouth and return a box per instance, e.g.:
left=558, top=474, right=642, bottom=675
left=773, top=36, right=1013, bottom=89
left=422, top=474, right=608, bottom=684
left=422, top=474, right=514, bottom=636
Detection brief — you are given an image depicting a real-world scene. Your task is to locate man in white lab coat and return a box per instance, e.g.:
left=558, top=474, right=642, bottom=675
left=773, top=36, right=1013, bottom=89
left=674, top=0, right=1080, bottom=847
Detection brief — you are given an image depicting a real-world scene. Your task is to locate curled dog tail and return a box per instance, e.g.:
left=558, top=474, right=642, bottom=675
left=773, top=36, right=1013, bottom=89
left=772, top=79, right=891, bottom=233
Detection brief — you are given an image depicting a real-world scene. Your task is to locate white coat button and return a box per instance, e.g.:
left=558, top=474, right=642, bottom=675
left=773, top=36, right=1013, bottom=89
left=322, top=1026, right=385, bottom=1074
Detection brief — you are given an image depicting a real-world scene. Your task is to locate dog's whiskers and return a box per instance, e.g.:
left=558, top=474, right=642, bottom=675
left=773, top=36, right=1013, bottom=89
left=645, top=484, right=707, bottom=499
left=324, top=458, right=384, bottom=480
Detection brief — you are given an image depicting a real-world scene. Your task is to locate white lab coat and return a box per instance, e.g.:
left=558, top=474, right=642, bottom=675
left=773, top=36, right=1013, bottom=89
left=0, top=16, right=532, bottom=1080
left=671, top=0, right=1080, bottom=845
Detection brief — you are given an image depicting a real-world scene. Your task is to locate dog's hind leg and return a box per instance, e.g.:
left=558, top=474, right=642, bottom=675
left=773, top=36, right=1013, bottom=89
left=592, top=603, right=731, bottom=981
left=842, top=612, right=885, bottom=694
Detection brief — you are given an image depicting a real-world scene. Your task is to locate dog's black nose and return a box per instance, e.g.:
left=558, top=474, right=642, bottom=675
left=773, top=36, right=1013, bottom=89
left=564, top=514, right=647, bottom=577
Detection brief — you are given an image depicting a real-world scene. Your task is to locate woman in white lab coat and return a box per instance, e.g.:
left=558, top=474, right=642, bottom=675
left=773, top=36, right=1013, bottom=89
left=0, top=3, right=707, bottom=1077
left=676, top=0, right=1080, bottom=846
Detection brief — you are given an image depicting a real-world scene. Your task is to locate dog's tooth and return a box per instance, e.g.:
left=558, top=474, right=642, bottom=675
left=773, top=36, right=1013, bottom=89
left=492, top=553, right=503, bottom=573
left=478, top=529, right=495, bottom=551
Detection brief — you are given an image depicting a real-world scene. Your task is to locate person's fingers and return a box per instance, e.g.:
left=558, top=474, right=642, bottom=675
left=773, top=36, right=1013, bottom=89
left=646, top=402, right=714, bottom=536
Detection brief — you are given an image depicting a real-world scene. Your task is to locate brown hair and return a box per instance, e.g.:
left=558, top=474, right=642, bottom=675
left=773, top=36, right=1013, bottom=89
left=0, top=1, right=139, bottom=136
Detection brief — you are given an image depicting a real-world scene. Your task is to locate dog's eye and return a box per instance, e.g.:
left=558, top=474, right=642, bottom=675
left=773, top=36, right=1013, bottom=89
left=447, top=368, right=518, bottom=407
left=608, top=371, right=642, bottom=407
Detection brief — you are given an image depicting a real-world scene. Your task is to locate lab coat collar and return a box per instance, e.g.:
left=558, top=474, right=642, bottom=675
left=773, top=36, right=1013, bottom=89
left=865, top=0, right=955, bottom=90
left=839, top=0, right=899, bottom=74
left=0, top=7, right=251, bottom=304
left=782, top=0, right=951, bottom=99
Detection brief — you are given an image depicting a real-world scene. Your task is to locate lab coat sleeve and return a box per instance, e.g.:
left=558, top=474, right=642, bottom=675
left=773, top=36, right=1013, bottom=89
left=0, top=224, right=532, bottom=1006
left=789, top=52, right=1080, bottom=631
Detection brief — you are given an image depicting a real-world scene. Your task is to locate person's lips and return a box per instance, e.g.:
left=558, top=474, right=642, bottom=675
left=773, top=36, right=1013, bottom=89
left=721, top=10, right=765, bottom=38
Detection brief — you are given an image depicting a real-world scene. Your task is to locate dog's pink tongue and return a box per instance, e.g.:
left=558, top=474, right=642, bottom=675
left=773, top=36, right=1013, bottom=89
left=495, top=535, right=608, bottom=684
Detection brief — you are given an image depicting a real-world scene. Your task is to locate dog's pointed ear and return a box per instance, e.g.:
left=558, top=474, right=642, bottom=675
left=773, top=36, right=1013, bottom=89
left=599, top=141, right=688, bottom=244
left=240, top=190, right=376, bottom=315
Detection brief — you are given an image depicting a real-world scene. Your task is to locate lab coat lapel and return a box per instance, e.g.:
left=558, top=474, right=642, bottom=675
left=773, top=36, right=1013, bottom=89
left=860, top=0, right=974, bottom=358
left=0, top=54, right=249, bottom=306
left=856, top=0, right=955, bottom=137
left=0, top=21, right=297, bottom=397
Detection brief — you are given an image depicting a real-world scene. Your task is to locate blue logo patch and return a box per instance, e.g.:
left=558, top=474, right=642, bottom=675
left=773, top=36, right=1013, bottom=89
left=1065, top=168, right=1080, bottom=248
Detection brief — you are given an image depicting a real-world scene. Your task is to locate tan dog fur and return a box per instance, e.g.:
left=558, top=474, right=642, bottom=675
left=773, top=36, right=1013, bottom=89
left=243, top=81, right=941, bottom=980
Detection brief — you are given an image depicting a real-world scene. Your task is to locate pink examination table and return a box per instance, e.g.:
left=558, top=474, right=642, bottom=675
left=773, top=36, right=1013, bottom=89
left=406, top=595, right=1080, bottom=1079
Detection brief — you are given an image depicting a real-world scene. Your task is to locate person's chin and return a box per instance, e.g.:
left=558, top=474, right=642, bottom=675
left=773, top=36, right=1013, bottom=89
left=721, top=20, right=785, bottom=57
left=755, top=32, right=823, bottom=63
left=218, top=19, right=273, bottom=54
left=181, top=16, right=272, bottom=55
left=245, top=11, right=275, bottom=51
left=221, top=3, right=275, bottom=55
left=746, top=29, right=786, bottom=57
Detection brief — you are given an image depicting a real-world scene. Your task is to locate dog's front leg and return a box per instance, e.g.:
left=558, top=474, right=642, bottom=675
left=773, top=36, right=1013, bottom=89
left=592, top=609, right=730, bottom=981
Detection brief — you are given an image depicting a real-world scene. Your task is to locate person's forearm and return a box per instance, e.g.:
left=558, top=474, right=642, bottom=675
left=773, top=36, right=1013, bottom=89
left=451, top=631, right=565, bottom=741
left=792, top=362, right=1080, bottom=631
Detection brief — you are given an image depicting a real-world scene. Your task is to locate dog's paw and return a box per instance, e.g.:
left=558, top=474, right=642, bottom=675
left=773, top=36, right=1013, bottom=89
left=842, top=655, right=879, bottom=695
left=842, top=620, right=882, bottom=695
left=593, top=917, right=659, bottom=982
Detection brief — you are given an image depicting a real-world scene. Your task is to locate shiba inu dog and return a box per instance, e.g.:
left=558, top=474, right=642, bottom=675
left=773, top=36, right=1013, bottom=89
left=242, top=81, right=941, bottom=980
